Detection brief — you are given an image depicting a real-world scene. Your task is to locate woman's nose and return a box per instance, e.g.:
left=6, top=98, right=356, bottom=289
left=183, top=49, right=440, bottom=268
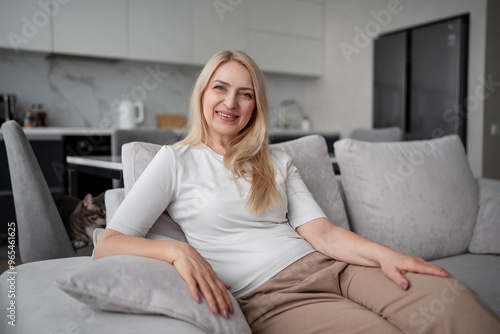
left=224, top=93, right=237, bottom=109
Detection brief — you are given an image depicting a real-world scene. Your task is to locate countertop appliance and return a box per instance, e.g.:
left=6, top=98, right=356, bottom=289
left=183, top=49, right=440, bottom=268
left=115, top=99, right=144, bottom=129
left=0, top=93, right=16, bottom=124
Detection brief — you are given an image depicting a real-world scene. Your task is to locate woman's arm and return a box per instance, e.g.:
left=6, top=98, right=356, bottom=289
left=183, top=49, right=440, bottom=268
left=95, top=229, right=234, bottom=318
left=296, top=218, right=451, bottom=290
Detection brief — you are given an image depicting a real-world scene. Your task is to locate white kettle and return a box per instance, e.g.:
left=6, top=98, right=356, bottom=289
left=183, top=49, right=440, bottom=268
left=115, top=99, right=144, bottom=129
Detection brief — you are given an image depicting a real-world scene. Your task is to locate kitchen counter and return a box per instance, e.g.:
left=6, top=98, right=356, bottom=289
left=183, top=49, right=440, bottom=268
left=0, top=126, right=114, bottom=140
left=0, top=125, right=341, bottom=142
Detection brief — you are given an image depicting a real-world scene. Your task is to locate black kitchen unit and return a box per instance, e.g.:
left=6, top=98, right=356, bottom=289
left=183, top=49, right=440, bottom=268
left=63, top=135, right=113, bottom=198
left=0, top=131, right=112, bottom=241
left=373, top=15, right=469, bottom=145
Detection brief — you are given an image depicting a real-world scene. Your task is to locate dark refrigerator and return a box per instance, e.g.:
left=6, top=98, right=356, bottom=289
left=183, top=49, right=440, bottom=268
left=373, top=15, right=468, bottom=145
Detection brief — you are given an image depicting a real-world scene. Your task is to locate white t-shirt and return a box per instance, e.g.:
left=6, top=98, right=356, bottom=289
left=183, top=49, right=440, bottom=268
left=107, top=144, right=326, bottom=297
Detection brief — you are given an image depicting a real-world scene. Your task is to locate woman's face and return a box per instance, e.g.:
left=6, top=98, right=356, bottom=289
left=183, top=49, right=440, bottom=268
left=202, top=61, right=256, bottom=144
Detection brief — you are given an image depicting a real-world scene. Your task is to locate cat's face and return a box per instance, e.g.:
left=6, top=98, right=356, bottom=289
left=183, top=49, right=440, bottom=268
left=86, top=205, right=106, bottom=226
left=81, top=193, right=106, bottom=227
left=64, top=192, right=107, bottom=249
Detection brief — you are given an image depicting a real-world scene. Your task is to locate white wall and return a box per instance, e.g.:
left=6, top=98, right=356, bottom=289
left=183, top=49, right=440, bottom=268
left=306, top=0, right=488, bottom=177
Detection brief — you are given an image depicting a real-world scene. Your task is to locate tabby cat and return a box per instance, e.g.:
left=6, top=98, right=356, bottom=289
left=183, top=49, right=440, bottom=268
left=55, top=192, right=106, bottom=249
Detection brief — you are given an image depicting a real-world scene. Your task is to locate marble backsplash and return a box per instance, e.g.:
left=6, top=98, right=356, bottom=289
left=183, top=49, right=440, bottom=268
left=0, top=48, right=310, bottom=130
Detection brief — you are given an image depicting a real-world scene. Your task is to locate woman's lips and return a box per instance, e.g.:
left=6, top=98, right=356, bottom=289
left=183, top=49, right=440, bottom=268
left=216, top=111, right=239, bottom=121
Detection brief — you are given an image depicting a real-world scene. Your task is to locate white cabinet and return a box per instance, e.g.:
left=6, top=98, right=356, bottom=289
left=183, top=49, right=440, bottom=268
left=245, top=0, right=323, bottom=76
left=191, top=0, right=247, bottom=65
left=247, top=0, right=322, bottom=39
left=128, top=0, right=192, bottom=64
left=247, top=31, right=322, bottom=76
left=1, top=0, right=324, bottom=76
left=0, top=0, right=52, bottom=52
left=53, top=0, right=127, bottom=59
left=190, top=0, right=323, bottom=76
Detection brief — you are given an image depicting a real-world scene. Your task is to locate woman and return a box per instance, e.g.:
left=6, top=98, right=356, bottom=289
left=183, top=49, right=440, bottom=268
left=95, top=50, right=500, bottom=333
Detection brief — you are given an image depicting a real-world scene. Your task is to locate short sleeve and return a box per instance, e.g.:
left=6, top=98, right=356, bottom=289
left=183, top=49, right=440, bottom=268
left=106, top=146, right=177, bottom=237
left=275, top=151, right=327, bottom=229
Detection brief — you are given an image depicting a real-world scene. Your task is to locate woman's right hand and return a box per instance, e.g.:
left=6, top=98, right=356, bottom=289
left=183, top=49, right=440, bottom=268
left=95, top=230, right=234, bottom=317
left=171, top=242, right=234, bottom=318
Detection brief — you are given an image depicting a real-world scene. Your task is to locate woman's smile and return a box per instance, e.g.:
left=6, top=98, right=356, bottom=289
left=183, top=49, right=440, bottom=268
left=216, top=110, right=239, bottom=120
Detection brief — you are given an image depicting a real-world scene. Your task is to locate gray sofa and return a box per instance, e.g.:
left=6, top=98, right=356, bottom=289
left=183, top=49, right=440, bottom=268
left=1, top=134, right=499, bottom=333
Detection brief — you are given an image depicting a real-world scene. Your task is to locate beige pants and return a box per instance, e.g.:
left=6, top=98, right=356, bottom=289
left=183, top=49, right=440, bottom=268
left=237, top=252, right=500, bottom=334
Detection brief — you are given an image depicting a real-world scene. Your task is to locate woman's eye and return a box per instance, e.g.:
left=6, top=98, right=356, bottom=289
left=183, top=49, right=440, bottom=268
left=214, top=85, right=224, bottom=91
left=241, top=92, right=253, bottom=98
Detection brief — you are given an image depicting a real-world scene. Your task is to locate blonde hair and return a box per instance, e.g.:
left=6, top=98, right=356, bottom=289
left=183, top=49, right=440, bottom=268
left=178, top=50, right=281, bottom=214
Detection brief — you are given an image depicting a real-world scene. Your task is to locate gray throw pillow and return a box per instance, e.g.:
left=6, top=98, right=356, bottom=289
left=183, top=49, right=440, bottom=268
left=334, top=135, right=478, bottom=260
left=56, top=255, right=251, bottom=334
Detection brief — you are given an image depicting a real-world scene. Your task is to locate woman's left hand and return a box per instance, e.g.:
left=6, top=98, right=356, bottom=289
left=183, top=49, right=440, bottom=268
left=297, top=219, right=453, bottom=291
left=378, top=250, right=452, bottom=291
left=298, top=219, right=453, bottom=291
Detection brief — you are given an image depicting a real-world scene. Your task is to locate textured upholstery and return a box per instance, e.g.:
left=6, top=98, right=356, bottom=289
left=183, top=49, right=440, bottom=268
left=1, top=121, right=76, bottom=263
left=348, top=127, right=403, bottom=142
left=122, top=141, right=163, bottom=195
left=105, top=188, right=125, bottom=225
left=468, top=178, right=500, bottom=254
left=269, top=135, right=349, bottom=229
left=430, top=254, right=500, bottom=314
left=56, top=256, right=251, bottom=333
left=334, top=135, right=478, bottom=260
left=121, top=141, right=187, bottom=242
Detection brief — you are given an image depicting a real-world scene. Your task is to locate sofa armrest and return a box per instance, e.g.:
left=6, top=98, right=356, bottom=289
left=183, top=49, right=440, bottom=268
left=468, top=178, right=500, bottom=254
left=105, top=188, right=125, bottom=224
left=477, top=177, right=500, bottom=204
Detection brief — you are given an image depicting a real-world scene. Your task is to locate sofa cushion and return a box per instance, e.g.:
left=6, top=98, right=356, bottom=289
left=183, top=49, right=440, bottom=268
left=56, top=255, right=251, bottom=334
left=334, top=135, right=478, bottom=260
left=430, top=254, right=500, bottom=315
left=468, top=178, right=500, bottom=254
left=121, top=135, right=349, bottom=236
